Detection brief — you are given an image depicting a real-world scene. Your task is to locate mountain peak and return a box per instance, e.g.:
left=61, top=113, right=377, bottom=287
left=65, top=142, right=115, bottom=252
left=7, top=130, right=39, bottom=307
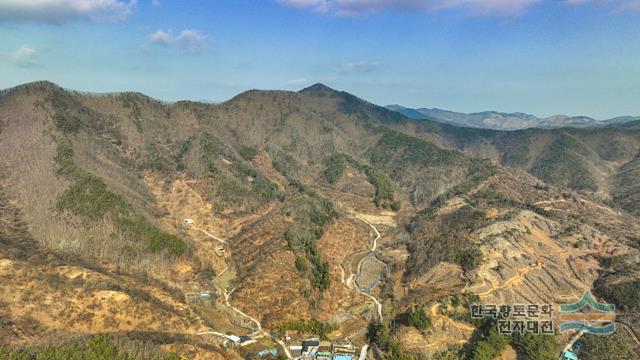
left=2, top=80, right=65, bottom=96
left=299, top=83, right=338, bottom=96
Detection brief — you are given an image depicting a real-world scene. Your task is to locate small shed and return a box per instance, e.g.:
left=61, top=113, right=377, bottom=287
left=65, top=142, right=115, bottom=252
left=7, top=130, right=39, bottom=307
left=239, top=335, right=256, bottom=346
left=257, top=348, right=278, bottom=357
left=302, top=339, right=320, bottom=352
left=562, top=351, right=578, bottom=360
left=227, top=335, right=241, bottom=344
left=183, top=219, right=194, bottom=225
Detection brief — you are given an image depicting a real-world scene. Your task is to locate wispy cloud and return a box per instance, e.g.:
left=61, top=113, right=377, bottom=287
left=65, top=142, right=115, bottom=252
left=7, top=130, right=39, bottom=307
left=564, top=0, right=640, bottom=12
left=616, top=0, right=640, bottom=11
left=276, top=0, right=543, bottom=17
left=287, top=78, right=309, bottom=84
left=7, top=45, right=42, bottom=67
left=0, top=0, right=138, bottom=23
left=149, top=29, right=209, bottom=54
left=340, top=61, right=383, bottom=73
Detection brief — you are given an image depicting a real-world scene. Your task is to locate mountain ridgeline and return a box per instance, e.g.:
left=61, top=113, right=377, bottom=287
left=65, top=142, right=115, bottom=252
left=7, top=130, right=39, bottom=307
left=386, top=104, right=640, bottom=130
left=1, top=81, right=640, bottom=359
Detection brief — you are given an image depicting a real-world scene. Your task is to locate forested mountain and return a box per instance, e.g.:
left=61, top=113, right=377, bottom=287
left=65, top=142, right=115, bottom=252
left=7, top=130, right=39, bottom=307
left=1, top=81, right=638, bottom=359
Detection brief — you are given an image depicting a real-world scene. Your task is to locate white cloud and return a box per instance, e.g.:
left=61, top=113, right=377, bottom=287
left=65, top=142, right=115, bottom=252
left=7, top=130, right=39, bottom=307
left=340, top=61, right=382, bottom=73
left=149, top=28, right=209, bottom=54
left=0, top=0, right=138, bottom=23
left=287, top=78, right=309, bottom=84
left=276, top=0, right=543, bottom=16
left=7, top=45, right=42, bottom=67
left=149, top=29, right=172, bottom=45
left=564, top=0, right=640, bottom=12
left=617, top=0, right=640, bottom=11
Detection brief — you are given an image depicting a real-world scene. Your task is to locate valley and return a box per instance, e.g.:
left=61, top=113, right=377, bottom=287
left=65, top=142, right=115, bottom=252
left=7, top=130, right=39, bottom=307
left=1, top=81, right=639, bottom=360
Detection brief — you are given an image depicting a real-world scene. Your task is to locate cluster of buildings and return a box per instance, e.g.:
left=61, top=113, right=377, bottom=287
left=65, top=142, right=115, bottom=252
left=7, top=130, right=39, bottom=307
left=289, top=339, right=364, bottom=360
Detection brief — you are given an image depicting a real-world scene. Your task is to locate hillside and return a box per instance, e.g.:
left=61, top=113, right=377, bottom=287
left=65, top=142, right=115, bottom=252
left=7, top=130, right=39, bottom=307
left=0, top=81, right=639, bottom=359
left=379, top=116, right=640, bottom=215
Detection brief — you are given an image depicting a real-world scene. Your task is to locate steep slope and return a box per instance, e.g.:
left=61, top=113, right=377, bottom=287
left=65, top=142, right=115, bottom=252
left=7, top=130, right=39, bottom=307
left=381, top=115, right=640, bottom=212
left=0, top=81, right=495, bottom=356
left=385, top=168, right=640, bottom=358
left=612, top=153, right=640, bottom=217
left=1, top=81, right=639, bottom=359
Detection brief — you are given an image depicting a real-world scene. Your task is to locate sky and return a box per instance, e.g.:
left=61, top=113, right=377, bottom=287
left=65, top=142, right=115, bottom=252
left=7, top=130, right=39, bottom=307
left=1, top=0, right=639, bottom=119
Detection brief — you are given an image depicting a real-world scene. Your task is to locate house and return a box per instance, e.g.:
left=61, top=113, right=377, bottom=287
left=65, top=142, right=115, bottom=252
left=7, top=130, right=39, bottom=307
left=302, top=338, right=320, bottom=357
left=239, top=335, right=257, bottom=346
left=562, top=351, right=579, bottom=360
left=333, top=356, right=353, bottom=360
left=183, top=219, right=194, bottom=225
left=227, top=335, right=241, bottom=344
left=257, top=349, right=278, bottom=357
left=313, top=341, right=332, bottom=360
left=332, top=340, right=357, bottom=356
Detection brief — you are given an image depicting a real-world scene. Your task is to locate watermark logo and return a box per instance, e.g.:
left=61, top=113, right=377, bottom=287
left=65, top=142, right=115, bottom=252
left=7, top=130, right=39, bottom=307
left=470, top=303, right=555, bottom=335
left=558, top=291, right=616, bottom=335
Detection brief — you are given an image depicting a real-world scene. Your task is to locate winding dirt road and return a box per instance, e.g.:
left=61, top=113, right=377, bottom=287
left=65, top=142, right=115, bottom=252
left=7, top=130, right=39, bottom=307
left=354, top=216, right=384, bottom=319
left=190, top=221, right=292, bottom=359
left=191, top=226, right=227, bottom=244
left=477, top=261, right=544, bottom=298
left=429, top=303, right=475, bottom=332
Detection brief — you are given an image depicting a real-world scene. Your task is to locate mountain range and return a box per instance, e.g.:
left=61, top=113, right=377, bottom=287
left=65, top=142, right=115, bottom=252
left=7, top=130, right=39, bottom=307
left=1, top=81, right=639, bottom=359
left=386, top=104, right=640, bottom=131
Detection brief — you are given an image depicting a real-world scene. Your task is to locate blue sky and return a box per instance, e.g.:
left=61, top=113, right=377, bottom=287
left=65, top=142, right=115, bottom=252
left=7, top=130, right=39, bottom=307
left=1, top=0, right=639, bottom=119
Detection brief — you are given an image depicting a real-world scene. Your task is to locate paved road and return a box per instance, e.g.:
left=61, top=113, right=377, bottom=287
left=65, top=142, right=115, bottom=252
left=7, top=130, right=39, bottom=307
left=559, top=328, right=587, bottom=359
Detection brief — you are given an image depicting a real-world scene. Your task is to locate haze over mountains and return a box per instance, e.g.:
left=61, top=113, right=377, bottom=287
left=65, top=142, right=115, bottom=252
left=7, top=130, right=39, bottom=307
left=386, top=104, right=640, bottom=131
left=1, top=81, right=639, bottom=359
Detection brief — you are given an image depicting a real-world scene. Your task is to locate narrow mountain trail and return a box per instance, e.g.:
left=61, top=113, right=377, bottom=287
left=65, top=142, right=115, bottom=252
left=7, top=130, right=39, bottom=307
left=189, top=221, right=293, bottom=359
left=477, top=260, right=544, bottom=298
left=213, top=265, right=229, bottom=282
left=315, top=183, right=373, bottom=202
left=617, top=321, right=640, bottom=347
left=429, top=303, right=475, bottom=332
left=191, top=226, right=228, bottom=244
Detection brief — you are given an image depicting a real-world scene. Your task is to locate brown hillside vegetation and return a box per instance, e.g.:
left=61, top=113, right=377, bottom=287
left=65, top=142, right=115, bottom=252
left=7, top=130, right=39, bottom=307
left=1, top=81, right=639, bottom=359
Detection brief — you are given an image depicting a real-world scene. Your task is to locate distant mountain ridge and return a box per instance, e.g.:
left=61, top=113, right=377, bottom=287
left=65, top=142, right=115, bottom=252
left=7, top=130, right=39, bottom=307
left=386, top=104, right=640, bottom=130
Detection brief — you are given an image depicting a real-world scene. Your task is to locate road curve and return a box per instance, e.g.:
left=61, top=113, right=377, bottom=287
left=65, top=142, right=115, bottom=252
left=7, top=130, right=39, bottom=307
left=354, top=216, right=384, bottom=320
left=190, top=221, right=292, bottom=359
